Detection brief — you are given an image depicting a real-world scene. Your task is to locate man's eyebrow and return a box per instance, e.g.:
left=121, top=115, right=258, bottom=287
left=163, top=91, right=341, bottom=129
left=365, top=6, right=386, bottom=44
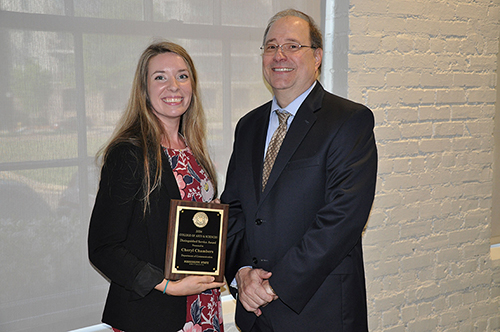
left=264, top=38, right=301, bottom=44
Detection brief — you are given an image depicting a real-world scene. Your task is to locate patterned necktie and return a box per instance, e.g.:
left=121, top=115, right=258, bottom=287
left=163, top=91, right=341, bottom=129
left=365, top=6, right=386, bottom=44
left=262, top=109, right=291, bottom=191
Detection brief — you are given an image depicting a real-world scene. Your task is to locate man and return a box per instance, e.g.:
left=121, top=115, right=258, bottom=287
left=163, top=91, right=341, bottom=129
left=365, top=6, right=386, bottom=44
left=222, top=9, right=377, bottom=332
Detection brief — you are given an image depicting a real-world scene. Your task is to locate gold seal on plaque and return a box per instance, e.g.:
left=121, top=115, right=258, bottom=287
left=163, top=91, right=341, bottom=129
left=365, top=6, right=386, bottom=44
left=193, top=211, right=209, bottom=228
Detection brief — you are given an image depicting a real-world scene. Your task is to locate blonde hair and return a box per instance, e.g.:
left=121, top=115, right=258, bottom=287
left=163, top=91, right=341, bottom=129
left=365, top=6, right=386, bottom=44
left=99, top=41, right=218, bottom=214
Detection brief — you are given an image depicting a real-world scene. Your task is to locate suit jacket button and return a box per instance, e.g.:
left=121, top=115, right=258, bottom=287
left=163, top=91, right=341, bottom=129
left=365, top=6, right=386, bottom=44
left=255, top=219, right=263, bottom=225
left=252, top=257, right=258, bottom=265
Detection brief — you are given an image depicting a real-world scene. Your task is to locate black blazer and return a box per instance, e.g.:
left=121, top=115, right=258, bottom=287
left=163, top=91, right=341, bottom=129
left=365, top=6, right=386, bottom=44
left=88, top=143, right=186, bottom=332
left=222, top=82, right=377, bottom=331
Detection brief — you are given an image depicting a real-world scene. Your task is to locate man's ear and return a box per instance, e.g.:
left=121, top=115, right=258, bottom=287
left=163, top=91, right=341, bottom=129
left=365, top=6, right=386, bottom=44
left=314, top=48, right=323, bottom=70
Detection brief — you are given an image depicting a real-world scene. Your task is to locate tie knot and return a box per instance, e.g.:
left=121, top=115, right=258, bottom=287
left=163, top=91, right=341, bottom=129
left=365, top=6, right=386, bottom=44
left=276, top=109, right=291, bottom=124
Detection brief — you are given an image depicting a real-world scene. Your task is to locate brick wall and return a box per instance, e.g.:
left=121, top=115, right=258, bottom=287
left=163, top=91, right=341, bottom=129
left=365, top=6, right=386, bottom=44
left=346, top=0, right=500, bottom=330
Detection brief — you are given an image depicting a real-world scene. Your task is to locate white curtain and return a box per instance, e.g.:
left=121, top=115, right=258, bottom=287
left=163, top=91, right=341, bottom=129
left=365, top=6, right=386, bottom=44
left=0, top=1, right=321, bottom=331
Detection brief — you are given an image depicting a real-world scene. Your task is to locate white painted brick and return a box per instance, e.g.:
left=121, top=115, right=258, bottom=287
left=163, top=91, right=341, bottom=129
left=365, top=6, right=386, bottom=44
left=409, top=156, right=425, bottom=172
left=456, top=3, right=489, bottom=20
left=364, top=225, right=401, bottom=244
left=381, top=140, right=420, bottom=157
left=439, top=311, right=462, bottom=327
left=433, top=122, right=465, bottom=137
left=377, top=157, right=393, bottom=174
left=419, top=138, right=452, bottom=153
left=468, top=88, right=497, bottom=103
left=352, top=72, right=386, bottom=86
left=374, top=125, right=401, bottom=140
left=481, top=104, right=496, bottom=118
left=382, top=307, right=400, bottom=327
left=414, top=37, right=430, bottom=53
left=451, top=105, right=483, bottom=120
left=381, top=240, right=416, bottom=258
left=452, top=137, right=482, bottom=151
left=436, top=89, right=467, bottom=104
left=417, top=234, right=449, bottom=250
left=403, top=188, right=432, bottom=204
left=471, top=301, right=500, bottom=319
left=489, top=316, right=500, bottom=330
left=400, top=221, right=432, bottom=239
left=436, top=55, right=468, bottom=71
left=465, top=120, right=494, bottom=135
left=401, top=123, right=433, bottom=138
left=350, top=0, right=388, bottom=15
left=365, top=54, right=405, bottom=69
left=407, top=317, right=439, bottom=331
left=461, top=34, right=486, bottom=55
left=426, top=2, right=456, bottom=21
left=403, top=54, right=436, bottom=69
left=432, top=216, right=464, bottom=233
left=349, top=16, right=368, bottom=35
left=441, top=153, right=456, bottom=167
left=392, top=158, right=410, bottom=173
left=375, top=292, right=406, bottom=312
left=401, top=253, right=434, bottom=271
left=384, top=175, right=419, bottom=189
left=421, top=72, right=454, bottom=87
left=367, top=89, right=400, bottom=105
left=346, top=0, right=500, bottom=330
left=401, top=304, right=418, bottom=323
left=372, top=108, right=387, bottom=128
left=368, top=17, right=406, bottom=33
left=444, top=38, right=462, bottom=54
left=395, top=35, right=413, bottom=53
left=350, top=35, right=381, bottom=53
left=453, top=73, right=496, bottom=88
left=383, top=326, right=405, bottom=332
left=467, top=151, right=493, bottom=165
left=387, top=0, right=425, bottom=16
left=405, top=18, right=438, bottom=35
left=430, top=38, right=446, bottom=53
left=458, top=322, right=474, bottom=332
left=469, top=55, right=497, bottom=71
left=419, top=105, right=451, bottom=121
left=380, top=36, right=398, bottom=52
left=348, top=54, right=366, bottom=70
left=400, top=89, right=436, bottom=105
left=386, top=72, right=420, bottom=87
left=449, top=229, right=482, bottom=245
left=439, top=21, right=469, bottom=37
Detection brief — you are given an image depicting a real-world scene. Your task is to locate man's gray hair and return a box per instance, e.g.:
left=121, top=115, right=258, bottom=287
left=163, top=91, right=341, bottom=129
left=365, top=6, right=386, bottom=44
left=262, top=8, right=323, bottom=51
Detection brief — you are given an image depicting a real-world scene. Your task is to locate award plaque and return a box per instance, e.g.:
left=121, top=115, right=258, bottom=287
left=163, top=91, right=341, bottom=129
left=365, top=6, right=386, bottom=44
left=165, top=199, right=228, bottom=282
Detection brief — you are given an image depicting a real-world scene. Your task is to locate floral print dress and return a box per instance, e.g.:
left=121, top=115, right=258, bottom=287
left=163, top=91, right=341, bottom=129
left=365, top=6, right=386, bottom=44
left=164, top=146, right=224, bottom=332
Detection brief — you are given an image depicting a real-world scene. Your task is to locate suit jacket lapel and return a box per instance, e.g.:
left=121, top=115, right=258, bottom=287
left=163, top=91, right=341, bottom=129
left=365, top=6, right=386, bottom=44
left=259, top=83, right=324, bottom=201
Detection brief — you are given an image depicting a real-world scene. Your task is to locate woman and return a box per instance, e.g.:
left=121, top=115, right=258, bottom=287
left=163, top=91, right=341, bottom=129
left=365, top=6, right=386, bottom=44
left=88, top=41, right=225, bottom=332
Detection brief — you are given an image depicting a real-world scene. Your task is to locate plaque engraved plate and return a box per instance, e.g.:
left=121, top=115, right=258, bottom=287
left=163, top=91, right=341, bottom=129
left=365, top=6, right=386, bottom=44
left=165, top=200, right=228, bottom=282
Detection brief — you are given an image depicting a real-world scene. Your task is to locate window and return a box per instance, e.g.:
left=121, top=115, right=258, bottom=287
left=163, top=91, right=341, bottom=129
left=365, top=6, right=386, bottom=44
left=0, top=1, right=320, bottom=331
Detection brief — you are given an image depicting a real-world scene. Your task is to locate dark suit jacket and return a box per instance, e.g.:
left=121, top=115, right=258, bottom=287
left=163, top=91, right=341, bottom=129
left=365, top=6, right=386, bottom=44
left=88, top=142, right=186, bottom=332
left=222, top=82, right=377, bottom=331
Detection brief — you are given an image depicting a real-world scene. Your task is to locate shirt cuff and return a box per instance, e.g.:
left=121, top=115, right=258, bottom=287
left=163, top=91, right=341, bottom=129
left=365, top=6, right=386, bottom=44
left=230, top=266, right=252, bottom=289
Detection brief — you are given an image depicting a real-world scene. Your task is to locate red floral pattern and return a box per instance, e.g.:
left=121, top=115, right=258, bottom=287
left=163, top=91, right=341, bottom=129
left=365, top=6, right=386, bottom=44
left=164, top=146, right=215, bottom=203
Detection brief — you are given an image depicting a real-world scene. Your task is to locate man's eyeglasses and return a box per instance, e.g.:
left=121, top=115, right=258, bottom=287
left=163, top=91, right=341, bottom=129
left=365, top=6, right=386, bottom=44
left=260, top=42, right=316, bottom=55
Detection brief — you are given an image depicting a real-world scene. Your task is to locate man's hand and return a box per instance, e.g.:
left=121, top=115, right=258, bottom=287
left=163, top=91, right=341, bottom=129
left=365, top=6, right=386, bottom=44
left=236, top=267, right=278, bottom=316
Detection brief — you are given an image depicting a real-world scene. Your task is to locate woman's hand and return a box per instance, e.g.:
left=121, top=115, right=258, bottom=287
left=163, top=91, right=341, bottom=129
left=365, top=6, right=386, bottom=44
left=156, top=276, right=225, bottom=296
left=211, top=198, right=221, bottom=204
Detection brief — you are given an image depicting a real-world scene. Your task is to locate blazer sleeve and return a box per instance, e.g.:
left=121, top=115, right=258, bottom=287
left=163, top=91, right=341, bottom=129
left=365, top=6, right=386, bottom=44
left=269, top=106, right=378, bottom=313
left=88, top=143, right=164, bottom=298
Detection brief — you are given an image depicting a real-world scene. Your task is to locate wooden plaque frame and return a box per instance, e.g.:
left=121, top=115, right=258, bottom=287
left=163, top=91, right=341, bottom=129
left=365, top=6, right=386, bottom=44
left=165, top=199, right=228, bottom=282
